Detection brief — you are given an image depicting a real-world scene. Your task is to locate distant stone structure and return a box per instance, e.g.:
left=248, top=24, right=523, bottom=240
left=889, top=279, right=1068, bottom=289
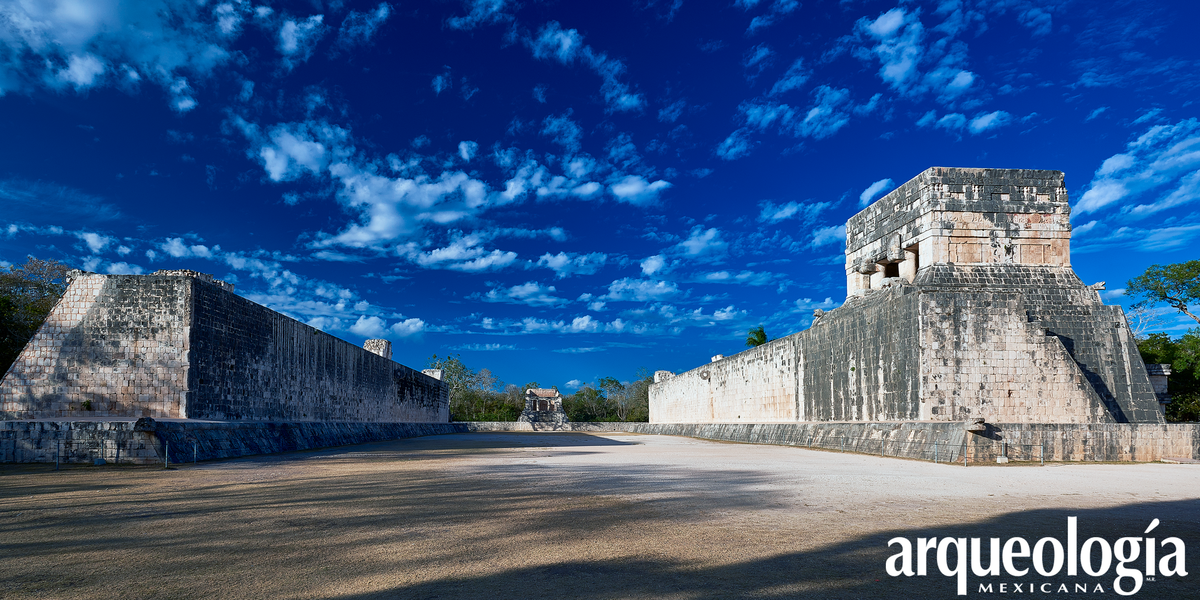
left=1145, top=363, right=1173, bottom=416
left=651, top=167, right=1163, bottom=425
left=518, top=388, right=568, bottom=426
left=0, top=270, right=448, bottom=422
left=364, top=339, right=392, bottom=360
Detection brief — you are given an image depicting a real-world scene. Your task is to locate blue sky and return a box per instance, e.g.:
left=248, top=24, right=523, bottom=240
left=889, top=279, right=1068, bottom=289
left=1, top=0, right=1198, bottom=391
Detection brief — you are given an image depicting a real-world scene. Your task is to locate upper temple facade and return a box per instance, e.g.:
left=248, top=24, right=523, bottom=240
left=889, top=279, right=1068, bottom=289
left=650, top=167, right=1163, bottom=425
left=845, top=167, right=1070, bottom=297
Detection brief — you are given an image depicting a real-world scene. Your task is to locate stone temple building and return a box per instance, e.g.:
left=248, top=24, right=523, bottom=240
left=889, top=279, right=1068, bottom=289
left=650, top=167, right=1163, bottom=425
left=518, top=388, right=568, bottom=426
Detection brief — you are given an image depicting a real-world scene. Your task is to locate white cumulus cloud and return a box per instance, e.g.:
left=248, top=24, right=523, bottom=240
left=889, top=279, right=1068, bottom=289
left=484, top=281, right=567, bottom=307
left=676, top=226, right=727, bottom=258
left=53, top=53, right=106, bottom=90
left=160, top=237, right=218, bottom=259
left=0, top=0, right=254, bottom=110
left=640, top=254, right=666, bottom=276
left=859, top=178, right=894, bottom=206
left=401, top=234, right=519, bottom=272
left=537, top=252, right=607, bottom=278
left=524, top=21, right=643, bottom=112
left=458, top=140, right=478, bottom=161
left=737, top=85, right=860, bottom=142
left=811, top=224, right=846, bottom=248
left=852, top=6, right=977, bottom=103
left=604, top=278, right=680, bottom=302
left=609, top=175, right=671, bottom=206
left=334, top=3, right=391, bottom=52
left=349, top=315, right=388, bottom=337
left=75, top=231, right=113, bottom=253
left=104, top=262, right=144, bottom=275
left=1076, top=118, right=1200, bottom=217
left=716, top=128, right=755, bottom=160
left=446, top=0, right=512, bottom=30
left=968, top=111, right=1011, bottom=135
left=277, top=15, right=326, bottom=70
left=391, top=318, right=425, bottom=337
left=769, top=58, right=809, bottom=96
left=541, top=112, right=583, bottom=153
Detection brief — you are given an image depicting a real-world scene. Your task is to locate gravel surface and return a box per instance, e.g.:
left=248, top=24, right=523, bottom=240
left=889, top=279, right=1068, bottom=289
left=1, top=431, right=1197, bottom=599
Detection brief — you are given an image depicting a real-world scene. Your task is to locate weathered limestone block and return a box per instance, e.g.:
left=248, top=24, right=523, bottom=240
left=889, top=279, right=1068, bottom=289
left=364, top=339, right=392, bottom=360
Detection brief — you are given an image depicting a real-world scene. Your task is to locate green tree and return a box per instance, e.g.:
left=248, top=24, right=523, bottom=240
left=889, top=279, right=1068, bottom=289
left=563, top=370, right=653, bottom=422
left=745, top=325, right=768, bottom=348
left=426, top=354, right=477, bottom=399
left=1127, top=260, right=1200, bottom=324
left=1138, top=331, right=1200, bottom=422
left=1, top=257, right=71, bottom=376
left=564, top=386, right=610, bottom=422
left=426, top=354, right=525, bottom=421
left=621, top=368, right=653, bottom=422
left=599, top=376, right=627, bottom=420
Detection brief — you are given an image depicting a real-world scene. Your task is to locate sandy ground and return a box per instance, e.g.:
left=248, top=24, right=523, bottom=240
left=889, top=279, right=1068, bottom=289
left=1, top=431, right=1197, bottom=599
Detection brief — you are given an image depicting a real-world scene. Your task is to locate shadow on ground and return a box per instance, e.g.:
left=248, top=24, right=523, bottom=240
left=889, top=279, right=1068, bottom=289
left=317, top=500, right=1199, bottom=600
left=0, top=432, right=1195, bottom=599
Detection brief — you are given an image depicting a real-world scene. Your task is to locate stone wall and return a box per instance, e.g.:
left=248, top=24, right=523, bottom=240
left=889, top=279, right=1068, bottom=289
left=919, top=290, right=1101, bottom=422
left=1, top=272, right=448, bottom=423
left=0, top=273, right=191, bottom=418
left=651, top=269, right=1159, bottom=425
left=649, top=334, right=801, bottom=423
left=917, top=265, right=1160, bottom=423
left=185, top=281, right=447, bottom=422
left=650, top=167, right=1162, bottom=426
left=461, top=421, right=1200, bottom=463
left=0, top=419, right=463, bottom=464
left=797, top=287, right=922, bottom=421
left=652, top=286, right=922, bottom=424
left=0, top=420, right=161, bottom=464
left=5, top=419, right=1195, bottom=465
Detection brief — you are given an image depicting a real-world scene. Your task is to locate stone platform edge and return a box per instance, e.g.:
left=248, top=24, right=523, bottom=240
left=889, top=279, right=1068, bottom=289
left=0, top=420, right=468, bottom=464
left=463, top=421, right=1200, bottom=463
left=3, top=420, right=1197, bottom=464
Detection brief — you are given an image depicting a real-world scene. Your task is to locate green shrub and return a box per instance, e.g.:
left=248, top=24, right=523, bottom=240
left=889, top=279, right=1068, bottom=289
left=1138, top=330, right=1200, bottom=422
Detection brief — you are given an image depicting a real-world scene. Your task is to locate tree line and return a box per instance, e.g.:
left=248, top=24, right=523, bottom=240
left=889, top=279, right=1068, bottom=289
left=426, top=354, right=651, bottom=422
left=1129, top=260, right=1200, bottom=421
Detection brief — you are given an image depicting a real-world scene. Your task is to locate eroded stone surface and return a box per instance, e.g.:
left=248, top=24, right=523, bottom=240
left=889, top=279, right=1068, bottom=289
left=0, top=272, right=448, bottom=422
left=651, top=167, right=1162, bottom=425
